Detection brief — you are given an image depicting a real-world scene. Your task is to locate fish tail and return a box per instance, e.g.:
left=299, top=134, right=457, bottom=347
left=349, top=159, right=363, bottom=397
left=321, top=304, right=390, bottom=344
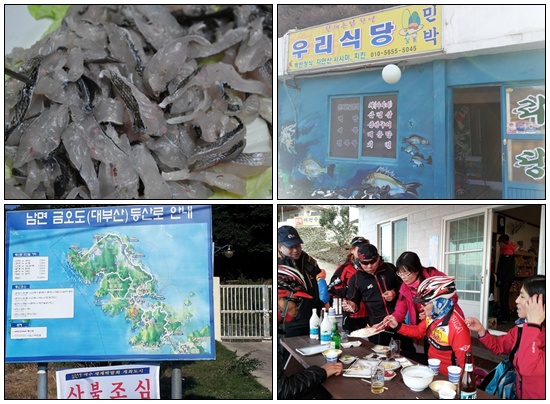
left=327, top=164, right=336, bottom=178
left=405, top=182, right=422, bottom=196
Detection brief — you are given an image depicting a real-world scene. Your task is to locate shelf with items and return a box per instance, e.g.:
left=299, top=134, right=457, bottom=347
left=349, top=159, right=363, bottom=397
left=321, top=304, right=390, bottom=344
left=514, top=251, right=537, bottom=278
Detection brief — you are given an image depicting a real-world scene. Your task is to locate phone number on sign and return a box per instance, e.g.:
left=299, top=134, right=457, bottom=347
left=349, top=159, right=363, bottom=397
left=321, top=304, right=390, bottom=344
left=371, top=46, right=417, bottom=58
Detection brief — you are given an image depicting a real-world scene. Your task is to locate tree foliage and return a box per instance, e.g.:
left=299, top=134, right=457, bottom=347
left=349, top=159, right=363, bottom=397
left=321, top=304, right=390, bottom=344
left=318, top=206, right=357, bottom=246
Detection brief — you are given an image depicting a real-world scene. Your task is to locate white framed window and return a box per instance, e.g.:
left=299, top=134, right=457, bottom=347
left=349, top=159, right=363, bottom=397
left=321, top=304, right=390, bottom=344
left=378, top=217, right=407, bottom=263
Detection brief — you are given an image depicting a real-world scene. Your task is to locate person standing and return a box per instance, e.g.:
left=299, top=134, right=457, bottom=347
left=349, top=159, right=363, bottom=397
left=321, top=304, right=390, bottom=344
left=328, top=237, right=369, bottom=333
left=277, top=225, right=323, bottom=337
left=343, top=243, right=402, bottom=346
left=496, top=234, right=517, bottom=323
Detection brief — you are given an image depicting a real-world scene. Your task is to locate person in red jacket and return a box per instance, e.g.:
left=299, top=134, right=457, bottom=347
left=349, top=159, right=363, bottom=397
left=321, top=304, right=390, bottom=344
left=328, top=236, right=369, bottom=333
left=384, top=276, right=472, bottom=375
left=392, top=251, right=464, bottom=327
left=465, top=275, right=545, bottom=399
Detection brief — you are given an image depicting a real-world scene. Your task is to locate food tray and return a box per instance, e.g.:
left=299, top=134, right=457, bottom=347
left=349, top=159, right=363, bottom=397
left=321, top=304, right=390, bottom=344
left=295, top=344, right=331, bottom=356
left=342, top=359, right=378, bottom=378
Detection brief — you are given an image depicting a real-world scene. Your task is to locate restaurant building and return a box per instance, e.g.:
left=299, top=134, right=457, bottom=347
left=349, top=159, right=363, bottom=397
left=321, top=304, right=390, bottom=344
left=355, top=204, right=545, bottom=334
left=277, top=5, right=545, bottom=199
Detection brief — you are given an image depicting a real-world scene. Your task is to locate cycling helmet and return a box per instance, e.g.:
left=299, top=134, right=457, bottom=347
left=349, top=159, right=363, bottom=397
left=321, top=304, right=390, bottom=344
left=277, top=265, right=312, bottom=300
left=414, top=276, right=456, bottom=304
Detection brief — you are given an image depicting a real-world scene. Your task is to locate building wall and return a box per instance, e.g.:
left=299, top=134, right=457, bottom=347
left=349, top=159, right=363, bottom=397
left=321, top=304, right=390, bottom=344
left=357, top=204, right=489, bottom=266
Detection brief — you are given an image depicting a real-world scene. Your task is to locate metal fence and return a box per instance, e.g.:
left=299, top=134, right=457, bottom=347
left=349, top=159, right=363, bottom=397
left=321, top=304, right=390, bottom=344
left=220, top=284, right=272, bottom=340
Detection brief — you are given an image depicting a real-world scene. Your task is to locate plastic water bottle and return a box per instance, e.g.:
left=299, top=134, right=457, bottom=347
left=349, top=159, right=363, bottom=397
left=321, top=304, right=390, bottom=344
left=320, top=308, right=332, bottom=344
left=309, top=308, right=320, bottom=339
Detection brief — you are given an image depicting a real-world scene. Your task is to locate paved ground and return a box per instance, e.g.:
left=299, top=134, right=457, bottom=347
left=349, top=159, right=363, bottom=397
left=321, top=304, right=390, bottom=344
left=221, top=340, right=272, bottom=393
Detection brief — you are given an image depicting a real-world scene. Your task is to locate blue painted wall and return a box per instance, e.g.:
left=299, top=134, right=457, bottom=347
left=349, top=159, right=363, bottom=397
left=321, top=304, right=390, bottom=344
left=278, top=49, right=544, bottom=199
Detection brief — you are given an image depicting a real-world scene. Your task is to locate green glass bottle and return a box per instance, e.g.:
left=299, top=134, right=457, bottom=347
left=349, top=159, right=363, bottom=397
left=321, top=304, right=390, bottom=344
left=331, top=320, right=340, bottom=350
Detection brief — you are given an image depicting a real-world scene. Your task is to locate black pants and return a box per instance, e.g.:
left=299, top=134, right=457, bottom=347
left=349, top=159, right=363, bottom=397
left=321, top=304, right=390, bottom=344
left=342, top=315, right=369, bottom=334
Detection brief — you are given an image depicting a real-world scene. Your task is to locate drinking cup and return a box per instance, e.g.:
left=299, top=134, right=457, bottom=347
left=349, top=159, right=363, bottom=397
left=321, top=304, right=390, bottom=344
left=392, top=339, right=401, bottom=358
left=439, top=388, right=457, bottom=399
left=326, top=351, right=339, bottom=363
left=370, top=366, right=385, bottom=394
left=447, top=365, right=462, bottom=384
left=428, top=358, right=441, bottom=375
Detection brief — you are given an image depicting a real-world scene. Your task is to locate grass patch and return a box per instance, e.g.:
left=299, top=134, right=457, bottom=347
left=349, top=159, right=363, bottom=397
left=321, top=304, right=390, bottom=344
left=4, top=342, right=271, bottom=399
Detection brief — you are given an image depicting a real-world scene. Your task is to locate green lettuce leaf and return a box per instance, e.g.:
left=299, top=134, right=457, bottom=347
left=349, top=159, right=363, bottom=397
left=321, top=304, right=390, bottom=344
left=28, top=5, right=71, bottom=36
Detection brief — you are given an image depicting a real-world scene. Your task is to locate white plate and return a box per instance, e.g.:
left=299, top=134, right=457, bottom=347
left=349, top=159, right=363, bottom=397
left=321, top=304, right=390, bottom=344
left=341, top=341, right=361, bottom=348
left=343, top=359, right=377, bottom=378
left=350, top=327, right=383, bottom=338
left=379, top=360, right=401, bottom=371
left=295, top=344, right=331, bottom=356
left=372, top=345, right=391, bottom=355
left=340, top=355, right=356, bottom=365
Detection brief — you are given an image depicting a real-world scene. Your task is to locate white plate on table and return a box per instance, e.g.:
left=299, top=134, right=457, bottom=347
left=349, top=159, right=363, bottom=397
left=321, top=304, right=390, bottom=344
left=350, top=327, right=384, bottom=339
left=295, top=344, right=330, bottom=356
left=371, top=345, right=391, bottom=355
left=342, top=359, right=378, bottom=378
left=379, top=360, right=401, bottom=371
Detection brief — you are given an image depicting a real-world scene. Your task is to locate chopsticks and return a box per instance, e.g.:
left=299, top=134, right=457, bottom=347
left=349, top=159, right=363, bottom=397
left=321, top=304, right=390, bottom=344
left=373, top=318, right=390, bottom=332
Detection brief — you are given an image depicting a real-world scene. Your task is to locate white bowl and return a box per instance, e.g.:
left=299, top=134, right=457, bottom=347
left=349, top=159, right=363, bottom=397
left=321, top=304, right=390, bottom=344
left=401, top=365, right=435, bottom=392
left=340, top=355, right=356, bottom=365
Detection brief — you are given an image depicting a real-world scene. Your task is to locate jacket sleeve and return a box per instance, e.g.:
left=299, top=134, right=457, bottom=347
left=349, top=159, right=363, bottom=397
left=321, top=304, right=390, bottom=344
left=396, top=319, right=427, bottom=339
left=318, top=279, right=330, bottom=304
left=449, top=315, right=472, bottom=368
left=328, top=263, right=348, bottom=298
left=478, top=325, right=519, bottom=355
left=514, top=323, right=545, bottom=377
left=345, top=273, right=361, bottom=309
left=277, top=349, right=326, bottom=399
left=391, top=291, right=409, bottom=323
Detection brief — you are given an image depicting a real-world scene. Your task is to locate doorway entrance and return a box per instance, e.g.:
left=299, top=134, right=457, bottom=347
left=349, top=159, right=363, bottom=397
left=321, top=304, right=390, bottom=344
left=489, top=205, right=542, bottom=334
left=453, top=86, right=502, bottom=199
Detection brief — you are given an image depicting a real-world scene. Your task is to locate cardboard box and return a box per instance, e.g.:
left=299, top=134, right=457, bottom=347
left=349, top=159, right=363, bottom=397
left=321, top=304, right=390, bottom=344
left=487, top=317, right=497, bottom=329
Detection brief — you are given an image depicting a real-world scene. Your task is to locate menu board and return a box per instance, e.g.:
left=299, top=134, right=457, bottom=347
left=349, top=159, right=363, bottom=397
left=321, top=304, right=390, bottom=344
left=362, top=94, right=397, bottom=158
left=329, top=97, right=361, bottom=158
left=330, top=94, right=398, bottom=159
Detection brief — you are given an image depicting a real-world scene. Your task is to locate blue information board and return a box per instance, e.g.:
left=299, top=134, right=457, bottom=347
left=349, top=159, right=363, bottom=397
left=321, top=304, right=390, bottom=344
left=5, top=205, right=215, bottom=362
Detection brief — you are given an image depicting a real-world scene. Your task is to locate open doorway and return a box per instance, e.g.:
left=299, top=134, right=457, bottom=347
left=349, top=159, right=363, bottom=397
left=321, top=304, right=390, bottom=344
left=453, top=87, right=502, bottom=199
left=489, top=205, right=541, bottom=334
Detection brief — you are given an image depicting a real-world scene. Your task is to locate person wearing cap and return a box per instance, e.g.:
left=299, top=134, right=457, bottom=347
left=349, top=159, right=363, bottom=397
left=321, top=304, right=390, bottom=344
left=327, top=237, right=369, bottom=333
left=384, top=276, right=473, bottom=375
left=343, top=243, right=402, bottom=345
left=496, top=234, right=517, bottom=323
left=277, top=225, right=324, bottom=337
left=277, top=265, right=343, bottom=399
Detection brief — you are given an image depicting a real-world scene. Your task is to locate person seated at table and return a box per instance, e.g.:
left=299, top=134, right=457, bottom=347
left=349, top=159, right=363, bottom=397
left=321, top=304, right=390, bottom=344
left=343, top=243, right=412, bottom=350
left=465, top=275, right=545, bottom=399
left=277, top=265, right=343, bottom=399
left=384, top=276, right=472, bottom=375
left=391, top=252, right=465, bottom=363
left=328, top=237, right=369, bottom=333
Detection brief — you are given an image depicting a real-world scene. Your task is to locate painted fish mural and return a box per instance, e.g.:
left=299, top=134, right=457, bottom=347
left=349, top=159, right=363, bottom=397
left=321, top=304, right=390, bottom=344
left=298, top=157, right=335, bottom=180
left=410, top=153, right=433, bottom=167
left=402, top=134, right=430, bottom=145
left=362, top=167, right=422, bottom=197
left=401, top=143, right=420, bottom=155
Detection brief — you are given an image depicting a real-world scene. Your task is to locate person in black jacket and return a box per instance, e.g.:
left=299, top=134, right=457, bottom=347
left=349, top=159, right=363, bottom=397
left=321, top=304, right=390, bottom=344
left=344, top=243, right=404, bottom=346
left=277, top=265, right=343, bottom=399
left=277, top=225, right=324, bottom=337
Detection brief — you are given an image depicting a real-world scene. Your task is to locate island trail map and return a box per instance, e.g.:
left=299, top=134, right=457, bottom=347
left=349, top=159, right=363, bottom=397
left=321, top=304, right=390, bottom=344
left=5, top=205, right=215, bottom=362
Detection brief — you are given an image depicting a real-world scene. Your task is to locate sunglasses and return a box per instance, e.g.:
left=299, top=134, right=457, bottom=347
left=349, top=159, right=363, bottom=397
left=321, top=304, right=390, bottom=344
left=286, top=298, right=303, bottom=309
left=359, top=256, right=379, bottom=266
